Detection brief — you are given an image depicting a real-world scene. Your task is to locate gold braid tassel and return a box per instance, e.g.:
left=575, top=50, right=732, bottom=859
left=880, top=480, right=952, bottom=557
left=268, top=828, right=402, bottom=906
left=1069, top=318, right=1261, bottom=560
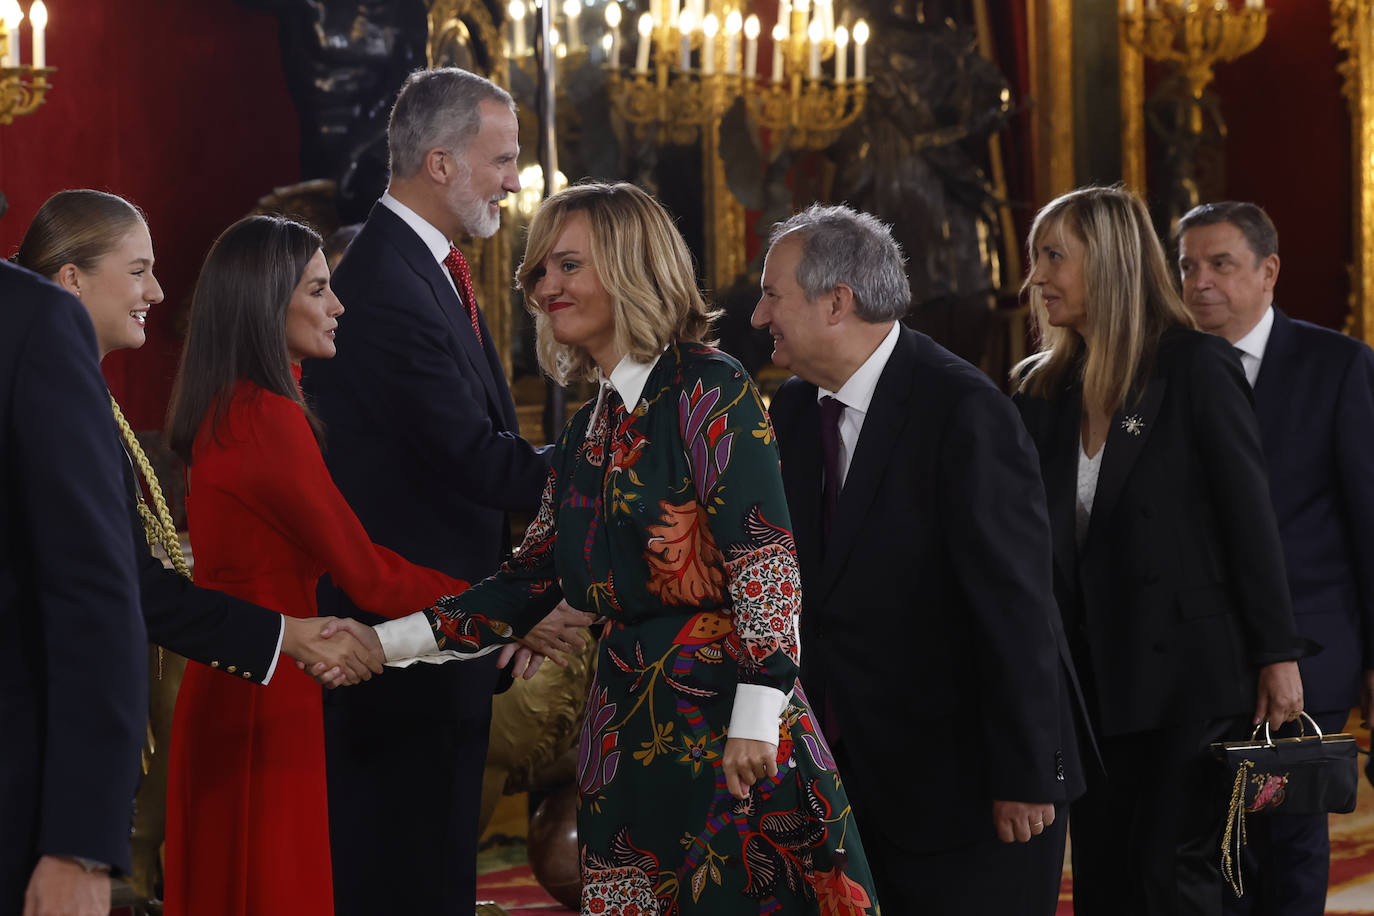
left=111, top=395, right=192, bottom=683
left=1220, top=758, right=1252, bottom=899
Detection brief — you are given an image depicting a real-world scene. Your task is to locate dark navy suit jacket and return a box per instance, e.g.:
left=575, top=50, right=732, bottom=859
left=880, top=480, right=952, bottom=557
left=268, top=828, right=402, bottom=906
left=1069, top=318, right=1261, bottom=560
left=1253, top=308, right=1374, bottom=713
left=770, top=324, right=1087, bottom=854
left=305, top=201, right=550, bottom=912
left=0, top=262, right=146, bottom=905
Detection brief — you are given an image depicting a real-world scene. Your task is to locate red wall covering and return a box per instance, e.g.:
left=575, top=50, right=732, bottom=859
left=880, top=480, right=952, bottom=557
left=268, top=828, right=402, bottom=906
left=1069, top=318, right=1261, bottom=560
left=0, top=0, right=301, bottom=429
left=1152, top=0, right=1351, bottom=331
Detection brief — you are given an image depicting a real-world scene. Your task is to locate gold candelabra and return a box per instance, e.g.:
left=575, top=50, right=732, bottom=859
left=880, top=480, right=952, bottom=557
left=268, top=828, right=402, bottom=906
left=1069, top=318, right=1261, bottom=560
left=604, top=0, right=868, bottom=148
left=0, top=0, right=52, bottom=126
left=1120, top=0, right=1268, bottom=133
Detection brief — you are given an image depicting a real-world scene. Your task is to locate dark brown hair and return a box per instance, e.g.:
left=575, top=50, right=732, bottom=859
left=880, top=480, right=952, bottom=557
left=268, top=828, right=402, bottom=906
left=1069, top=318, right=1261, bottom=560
left=166, top=215, right=324, bottom=464
left=1176, top=200, right=1279, bottom=263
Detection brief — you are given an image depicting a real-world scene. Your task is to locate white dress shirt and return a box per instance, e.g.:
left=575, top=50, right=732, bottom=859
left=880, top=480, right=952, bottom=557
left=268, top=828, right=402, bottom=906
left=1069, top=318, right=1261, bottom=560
left=816, top=321, right=901, bottom=489
left=379, top=192, right=463, bottom=302
left=1231, top=305, right=1275, bottom=388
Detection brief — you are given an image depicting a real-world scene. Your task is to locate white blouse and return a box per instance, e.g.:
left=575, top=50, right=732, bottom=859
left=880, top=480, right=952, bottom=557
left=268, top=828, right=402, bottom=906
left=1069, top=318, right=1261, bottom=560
left=1076, top=441, right=1104, bottom=548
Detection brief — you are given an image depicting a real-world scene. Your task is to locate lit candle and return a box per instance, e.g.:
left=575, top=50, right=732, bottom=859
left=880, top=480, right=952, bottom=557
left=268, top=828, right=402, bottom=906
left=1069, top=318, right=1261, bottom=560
left=1247, top=0, right=1264, bottom=8
left=777, top=0, right=791, bottom=38
left=563, top=0, right=581, bottom=50
left=725, top=10, right=742, bottom=75
left=818, top=0, right=833, bottom=38
left=744, top=14, right=760, bottom=79
left=29, top=0, right=45, bottom=69
left=853, top=19, right=868, bottom=81
left=771, top=22, right=785, bottom=83
left=2, top=1, right=22, bottom=67
left=678, top=8, right=695, bottom=70
left=509, top=0, right=527, bottom=57
left=636, top=11, right=653, bottom=71
left=605, top=2, right=622, bottom=65
left=669, top=0, right=680, bottom=28
left=702, top=13, right=718, bottom=74
left=1146, top=0, right=1158, bottom=11
left=834, top=24, right=848, bottom=82
left=807, top=18, right=821, bottom=79
left=550, top=26, right=561, bottom=49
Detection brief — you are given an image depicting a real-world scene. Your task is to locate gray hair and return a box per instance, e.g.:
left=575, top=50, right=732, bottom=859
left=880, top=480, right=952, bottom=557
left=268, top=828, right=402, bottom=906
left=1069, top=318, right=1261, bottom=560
left=388, top=68, right=515, bottom=180
left=1176, top=200, right=1279, bottom=262
left=767, top=204, right=910, bottom=322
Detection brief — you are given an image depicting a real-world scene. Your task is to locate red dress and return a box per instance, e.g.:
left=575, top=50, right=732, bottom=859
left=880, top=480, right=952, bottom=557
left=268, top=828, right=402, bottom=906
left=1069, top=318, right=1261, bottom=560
left=163, top=375, right=464, bottom=916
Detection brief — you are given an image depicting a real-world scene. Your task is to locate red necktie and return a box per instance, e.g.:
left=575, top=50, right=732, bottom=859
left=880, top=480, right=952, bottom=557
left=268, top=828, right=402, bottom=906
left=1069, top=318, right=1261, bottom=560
left=443, top=244, right=484, bottom=347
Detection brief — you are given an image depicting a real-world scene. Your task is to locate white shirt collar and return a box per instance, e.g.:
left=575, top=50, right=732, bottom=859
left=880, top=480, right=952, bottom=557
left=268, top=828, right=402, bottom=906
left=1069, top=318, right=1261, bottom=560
left=1232, top=305, right=1275, bottom=365
left=817, top=321, right=901, bottom=413
left=380, top=192, right=452, bottom=265
left=588, top=351, right=662, bottom=430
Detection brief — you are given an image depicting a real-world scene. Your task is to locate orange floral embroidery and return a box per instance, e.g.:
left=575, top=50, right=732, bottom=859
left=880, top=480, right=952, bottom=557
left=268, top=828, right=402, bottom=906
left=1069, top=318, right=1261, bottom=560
left=644, top=499, right=726, bottom=605
left=807, top=864, right=875, bottom=916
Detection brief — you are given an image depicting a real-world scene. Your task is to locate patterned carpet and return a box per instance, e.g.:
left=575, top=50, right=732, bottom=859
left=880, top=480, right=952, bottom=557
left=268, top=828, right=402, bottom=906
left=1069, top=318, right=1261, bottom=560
left=479, top=721, right=1374, bottom=914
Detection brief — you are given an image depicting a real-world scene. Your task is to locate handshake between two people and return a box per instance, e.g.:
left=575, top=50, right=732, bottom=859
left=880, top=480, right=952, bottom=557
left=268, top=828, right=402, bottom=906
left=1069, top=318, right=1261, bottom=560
left=282, top=600, right=601, bottom=688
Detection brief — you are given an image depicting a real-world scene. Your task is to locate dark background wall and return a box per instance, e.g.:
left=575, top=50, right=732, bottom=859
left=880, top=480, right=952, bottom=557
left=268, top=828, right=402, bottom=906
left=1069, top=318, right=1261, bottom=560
left=0, top=1, right=301, bottom=428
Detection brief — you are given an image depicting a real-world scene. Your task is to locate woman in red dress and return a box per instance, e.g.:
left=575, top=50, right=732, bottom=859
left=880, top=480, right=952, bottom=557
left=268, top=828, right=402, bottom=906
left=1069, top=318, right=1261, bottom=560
left=161, top=215, right=467, bottom=916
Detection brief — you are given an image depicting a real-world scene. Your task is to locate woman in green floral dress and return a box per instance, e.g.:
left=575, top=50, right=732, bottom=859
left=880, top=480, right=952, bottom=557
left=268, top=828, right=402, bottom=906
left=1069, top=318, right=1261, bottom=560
left=378, top=182, right=881, bottom=916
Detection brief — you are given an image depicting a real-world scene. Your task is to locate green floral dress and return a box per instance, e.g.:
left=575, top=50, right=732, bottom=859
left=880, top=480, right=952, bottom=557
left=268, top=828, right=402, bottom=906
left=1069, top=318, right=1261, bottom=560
left=425, top=344, right=881, bottom=916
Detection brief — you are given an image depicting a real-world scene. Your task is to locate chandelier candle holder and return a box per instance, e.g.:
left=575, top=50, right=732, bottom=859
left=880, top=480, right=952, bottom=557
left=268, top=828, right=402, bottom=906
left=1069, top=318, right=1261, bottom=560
left=1120, top=0, right=1268, bottom=134
left=605, top=0, right=867, bottom=149
left=0, top=0, right=52, bottom=125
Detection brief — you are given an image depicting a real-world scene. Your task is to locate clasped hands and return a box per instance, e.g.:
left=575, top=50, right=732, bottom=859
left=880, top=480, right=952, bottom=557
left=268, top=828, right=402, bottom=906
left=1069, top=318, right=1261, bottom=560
left=288, top=600, right=599, bottom=688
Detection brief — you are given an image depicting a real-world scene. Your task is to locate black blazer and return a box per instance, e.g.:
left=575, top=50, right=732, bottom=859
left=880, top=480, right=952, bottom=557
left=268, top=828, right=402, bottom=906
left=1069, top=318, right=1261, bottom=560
left=1015, top=327, right=1303, bottom=737
left=0, top=263, right=147, bottom=903
left=308, top=203, right=551, bottom=656
left=771, top=325, right=1086, bottom=854
left=1253, top=308, right=1374, bottom=713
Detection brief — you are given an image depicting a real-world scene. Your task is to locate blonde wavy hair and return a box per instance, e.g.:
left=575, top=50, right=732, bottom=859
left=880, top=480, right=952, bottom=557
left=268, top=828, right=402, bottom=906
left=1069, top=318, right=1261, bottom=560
left=516, top=182, right=717, bottom=385
left=1013, top=185, right=1195, bottom=414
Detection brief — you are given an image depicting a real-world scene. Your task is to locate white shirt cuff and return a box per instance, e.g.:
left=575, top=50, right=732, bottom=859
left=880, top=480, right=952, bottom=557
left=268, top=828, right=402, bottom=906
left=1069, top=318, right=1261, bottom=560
left=375, top=612, right=502, bottom=668
left=261, top=617, right=286, bottom=685
left=728, top=684, right=789, bottom=744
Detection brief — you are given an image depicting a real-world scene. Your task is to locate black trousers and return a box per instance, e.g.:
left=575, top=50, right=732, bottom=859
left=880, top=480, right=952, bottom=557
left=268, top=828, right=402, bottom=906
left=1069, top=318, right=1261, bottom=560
left=1070, top=715, right=1249, bottom=916
left=1221, top=708, right=1350, bottom=916
left=834, top=744, right=1067, bottom=915
left=324, top=659, right=496, bottom=916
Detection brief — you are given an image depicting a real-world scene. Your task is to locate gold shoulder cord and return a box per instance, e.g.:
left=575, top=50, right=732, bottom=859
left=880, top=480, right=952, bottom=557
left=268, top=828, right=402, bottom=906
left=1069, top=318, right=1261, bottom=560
left=111, top=396, right=191, bottom=678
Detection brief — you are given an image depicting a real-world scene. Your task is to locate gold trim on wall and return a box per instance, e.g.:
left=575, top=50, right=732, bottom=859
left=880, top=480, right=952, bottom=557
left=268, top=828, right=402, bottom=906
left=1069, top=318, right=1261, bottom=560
left=1119, top=0, right=1146, bottom=194
left=1029, top=0, right=1076, bottom=204
left=1333, top=0, right=1374, bottom=343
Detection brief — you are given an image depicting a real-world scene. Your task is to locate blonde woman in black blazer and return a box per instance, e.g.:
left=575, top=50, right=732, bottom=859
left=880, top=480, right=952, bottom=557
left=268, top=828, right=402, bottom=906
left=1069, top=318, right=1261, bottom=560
left=1011, top=186, right=1308, bottom=916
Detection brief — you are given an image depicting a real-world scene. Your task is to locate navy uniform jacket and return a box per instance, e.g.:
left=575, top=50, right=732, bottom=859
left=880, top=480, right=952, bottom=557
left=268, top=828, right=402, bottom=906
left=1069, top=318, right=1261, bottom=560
left=1253, top=308, right=1374, bottom=713
left=0, top=262, right=147, bottom=904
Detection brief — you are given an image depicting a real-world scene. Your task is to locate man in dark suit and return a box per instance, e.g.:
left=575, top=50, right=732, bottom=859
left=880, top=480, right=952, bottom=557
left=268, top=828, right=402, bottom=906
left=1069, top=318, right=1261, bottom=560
left=1, top=260, right=146, bottom=916
left=1180, top=201, right=1374, bottom=916
left=753, top=204, right=1085, bottom=915
left=307, top=67, right=556, bottom=913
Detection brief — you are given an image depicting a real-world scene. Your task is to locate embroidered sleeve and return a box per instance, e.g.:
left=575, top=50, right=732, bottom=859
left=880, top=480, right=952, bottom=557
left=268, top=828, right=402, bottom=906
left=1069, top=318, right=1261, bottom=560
left=671, top=356, right=800, bottom=742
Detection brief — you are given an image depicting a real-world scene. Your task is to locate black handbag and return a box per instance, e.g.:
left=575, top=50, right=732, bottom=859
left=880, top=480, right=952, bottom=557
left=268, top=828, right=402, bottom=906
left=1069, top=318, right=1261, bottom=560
left=1210, top=712, right=1359, bottom=897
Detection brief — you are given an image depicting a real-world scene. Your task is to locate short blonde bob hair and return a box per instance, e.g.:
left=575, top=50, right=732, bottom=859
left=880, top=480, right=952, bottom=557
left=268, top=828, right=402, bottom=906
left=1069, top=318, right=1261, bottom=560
left=1013, top=185, right=1195, bottom=413
left=517, top=182, right=716, bottom=385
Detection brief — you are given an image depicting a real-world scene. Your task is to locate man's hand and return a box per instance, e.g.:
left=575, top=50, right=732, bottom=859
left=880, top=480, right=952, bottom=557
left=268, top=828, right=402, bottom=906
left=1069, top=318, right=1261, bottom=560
left=284, top=616, right=383, bottom=688
left=23, top=855, right=109, bottom=916
left=518, top=601, right=597, bottom=667
left=993, top=800, right=1055, bottom=844
left=1254, top=660, right=1304, bottom=729
left=723, top=737, right=778, bottom=800
left=497, top=643, right=545, bottom=679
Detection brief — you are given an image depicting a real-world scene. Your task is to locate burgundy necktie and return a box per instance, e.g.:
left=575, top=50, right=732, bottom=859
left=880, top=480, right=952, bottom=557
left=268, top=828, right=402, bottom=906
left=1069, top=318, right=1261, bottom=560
left=443, top=244, right=484, bottom=347
left=819, top=395, right=845, bottom=538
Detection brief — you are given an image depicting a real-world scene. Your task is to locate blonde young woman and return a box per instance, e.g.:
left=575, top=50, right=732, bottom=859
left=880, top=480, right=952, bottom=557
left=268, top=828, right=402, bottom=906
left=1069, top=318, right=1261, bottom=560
left=367, top=182, right=881, bottom=915
left=13, top=190, right=380, bottom=894
left=1011, top=185, right=1307, bottom=915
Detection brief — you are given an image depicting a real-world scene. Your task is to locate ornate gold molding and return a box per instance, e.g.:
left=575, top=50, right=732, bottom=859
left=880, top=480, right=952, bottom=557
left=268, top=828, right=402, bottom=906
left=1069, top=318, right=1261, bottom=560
left=1030, top=0, right=1076, bottom=204
left=1332, top=0, right=1374, bottom=343
left=1119, top=0, right=1146, bottom=194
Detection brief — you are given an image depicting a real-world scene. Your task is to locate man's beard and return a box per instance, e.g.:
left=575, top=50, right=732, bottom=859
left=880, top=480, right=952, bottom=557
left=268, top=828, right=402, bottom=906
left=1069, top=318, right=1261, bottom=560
left=455, top=187, right=502, bottom=238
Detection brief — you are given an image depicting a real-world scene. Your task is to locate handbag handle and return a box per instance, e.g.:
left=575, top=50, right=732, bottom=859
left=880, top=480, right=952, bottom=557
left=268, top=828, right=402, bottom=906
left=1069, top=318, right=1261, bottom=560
left=1249, top=710, right=1323, bottom=746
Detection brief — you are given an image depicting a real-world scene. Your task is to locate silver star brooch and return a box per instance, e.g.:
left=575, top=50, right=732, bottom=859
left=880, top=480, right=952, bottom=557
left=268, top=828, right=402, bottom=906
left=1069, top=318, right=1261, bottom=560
left=1122, top=415, right=1145, bottom=437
